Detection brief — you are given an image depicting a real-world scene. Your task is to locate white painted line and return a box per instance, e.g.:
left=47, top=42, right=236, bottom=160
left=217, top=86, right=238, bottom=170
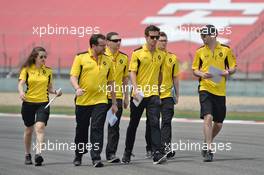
left=1, top=113, right=264, bottom=125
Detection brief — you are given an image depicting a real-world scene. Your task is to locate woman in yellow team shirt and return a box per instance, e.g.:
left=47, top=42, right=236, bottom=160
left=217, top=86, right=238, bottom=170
left=18, top=47, right=62, bottom=166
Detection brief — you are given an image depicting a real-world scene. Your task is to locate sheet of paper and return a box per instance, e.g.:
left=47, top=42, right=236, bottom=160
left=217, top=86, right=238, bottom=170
left=133, top=91, right=144, bottom=107
left=44, top=88, right=61, bottom=109
left=209, top=66, right=223, bottom=83
left=171, top=86, right=177, bottom=104
left=106, top=108, right=118, bottom=127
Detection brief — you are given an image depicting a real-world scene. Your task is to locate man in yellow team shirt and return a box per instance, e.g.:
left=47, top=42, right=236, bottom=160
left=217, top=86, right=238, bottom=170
left=145, top=32, right=180, bottom=159
left=105, top=32, right=129, bottom=163
left=122, top=25, right=167, bottom=165
left=192, top=25, right=237, bottom=162
left=70, top=34, right=118, bottom=168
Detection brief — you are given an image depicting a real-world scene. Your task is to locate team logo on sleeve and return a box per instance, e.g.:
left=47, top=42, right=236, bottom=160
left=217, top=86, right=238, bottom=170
left=219, top=52, right=223, bottom=57
left=103, top=61, right=107, bottom=65
left=120, top=59, right=123, bottom=64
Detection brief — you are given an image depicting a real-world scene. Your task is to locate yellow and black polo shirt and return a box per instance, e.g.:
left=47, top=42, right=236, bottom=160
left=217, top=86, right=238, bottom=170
left=160, top=51, right=180, bottom=99
left=70, top=48, right=114, bottom=106
left=129, top=44, right=165, bottom=97
left=192, top=42, right=237, bottom=96
left=19, top=64, right=53, bottom=103
left=105, top=47, right=129, bottom=99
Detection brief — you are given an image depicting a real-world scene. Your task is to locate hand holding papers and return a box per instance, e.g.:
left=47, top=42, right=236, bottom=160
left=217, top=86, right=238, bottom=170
left=44, top=88, right=62, bottom=109
left=209, top=66, right=223, bottom=83
left=133, top=91, right=144, bottom=107
left=106, top=108, right=118, bottom=127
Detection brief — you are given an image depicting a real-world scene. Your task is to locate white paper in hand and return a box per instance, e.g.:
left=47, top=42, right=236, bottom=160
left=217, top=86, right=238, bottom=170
left=133, top=91, right=144, bottom=107
left=44, top=88, right=61, bottom=109
left=209, top=66, right=222, bottom=83
left=171, top=86, right=177, bottom=104
left=106, top=108, right=118, bottom=127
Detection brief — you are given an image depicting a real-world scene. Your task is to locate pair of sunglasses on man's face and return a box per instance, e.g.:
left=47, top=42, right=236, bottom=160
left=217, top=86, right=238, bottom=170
left=109, top=39, right=122, bottom=43
left=149, top=35, right=160, bottom=40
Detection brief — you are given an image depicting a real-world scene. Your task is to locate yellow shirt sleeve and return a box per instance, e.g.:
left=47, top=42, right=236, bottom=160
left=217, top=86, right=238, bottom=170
left=123, top=57, right=129, bottom=77
left=227, top=48, right=237, bottom=69
left=192, top=51, right=201, bottom=70
left=70, top=55, right=81, bottom=77
left=173, top=58, right=180, bottom=77
left=129, top=52, right=139, bottom=72
left=108, top=61, right=115, bottom=82
left=49, top=69, right=53, bottom=84
left=19, top=67, right=27, bottom=81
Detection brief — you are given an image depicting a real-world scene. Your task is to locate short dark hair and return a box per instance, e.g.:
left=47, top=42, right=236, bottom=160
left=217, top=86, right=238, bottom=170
left=200, top=24, right=218, bottom=37
left=144, top=25, right=160, bottom=36
left=159, top=31, right=167, bottom=38
left=89, top=34, right=106, bottom=48
left=106, top=32, right=119, bottom=40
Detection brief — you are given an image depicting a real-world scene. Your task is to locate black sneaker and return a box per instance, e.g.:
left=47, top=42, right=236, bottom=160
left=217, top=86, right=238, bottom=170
left=145, top=150, right=153, bottom=159
left=122, top=151, right=133, bottom=164
left=93, top=160, right=104, bottom=168
left=34, top=154, right=44, bottom=166
left=166, top=151, right=176, bottom=159
left=201, top=142, right=207, bottom=158
left=73, top=154, right=82, bottom=166
left=107, top=154, right=120, bottom=163
left=153, top=151, right=167, bottom=165
left=203, top=150, right=214, bottom=162
left=25, top=154, right=32, bottom=165
left=201, top=149, right=207, bottom=158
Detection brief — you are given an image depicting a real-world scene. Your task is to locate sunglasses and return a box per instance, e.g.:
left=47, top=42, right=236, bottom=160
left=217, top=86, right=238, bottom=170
left=109, top=39, right=122, bottom=43
left=39, top=55, right=47, bottom=59
left=159, top=39, right=167, bottom=42
left=149, top=35, right=160, bottom=40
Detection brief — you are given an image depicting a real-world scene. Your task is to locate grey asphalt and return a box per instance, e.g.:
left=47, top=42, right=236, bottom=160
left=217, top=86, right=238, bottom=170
left=0, top=115, right=264, bottom=175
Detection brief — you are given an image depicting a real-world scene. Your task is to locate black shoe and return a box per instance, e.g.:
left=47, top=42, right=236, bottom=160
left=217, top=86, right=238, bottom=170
left=166, top=151, right=176, bottom=159
left=93, top=160, right=104, bottom=168
left=145, top=150, right=153, bottom=159
left=122, top=151, right=132, bottom=164
left=25, top=154, right=32, bottom=165
left=201, top=142, right=207, bottom=158
left=107, top=154, right=120, bottom=163
left=34, top=154, right=44, bottom=166
left=153, top=151, right=167, bottom=165
left=201, top=149, right=207, bottom=158
left=203, top=150, right=214, bottom=162
left=73, top=154, right=82, bottom=166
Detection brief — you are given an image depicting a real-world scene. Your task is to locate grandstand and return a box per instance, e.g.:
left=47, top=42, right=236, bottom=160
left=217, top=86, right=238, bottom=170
left=1, top=0, right=264, bottom=80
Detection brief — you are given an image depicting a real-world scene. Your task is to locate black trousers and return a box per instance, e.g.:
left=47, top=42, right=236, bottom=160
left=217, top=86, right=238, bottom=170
left=125, top=95, right=162, bottom=153
left=146, top=97, right=174, bottom=151
left=105, top=99, right=123, bottom=158
left=74, top=103, right=108, bottom=161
